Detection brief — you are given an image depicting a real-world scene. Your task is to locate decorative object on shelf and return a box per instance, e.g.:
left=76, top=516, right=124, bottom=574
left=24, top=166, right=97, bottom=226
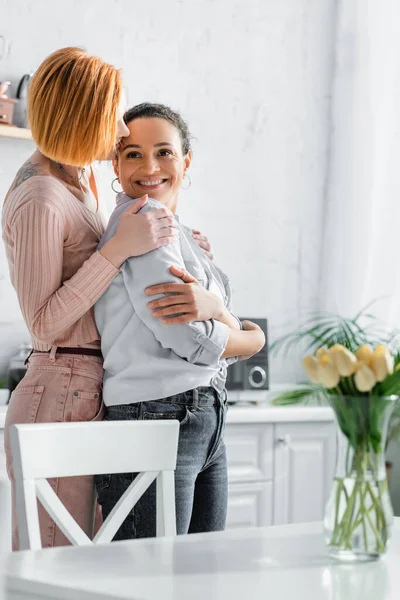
left=13, top=74, right=32, bottom=128
left=0, top=81, right=17, bottom=126
left=0, top=80, right=11, bottom=97
left=270, top=305, right=400, bottom=560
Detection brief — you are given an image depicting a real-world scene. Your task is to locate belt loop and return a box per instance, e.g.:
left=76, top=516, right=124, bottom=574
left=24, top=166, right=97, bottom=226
left=49, top=345, right=58, bottom=363
left=193, top=388, right=199, bottom=408
left=222, top=388, right=228, bottom=405
left=24, top=349, right=34, bottom=367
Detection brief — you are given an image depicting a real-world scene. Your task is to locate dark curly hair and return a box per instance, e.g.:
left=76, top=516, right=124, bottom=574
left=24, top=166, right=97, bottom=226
left=123, top=102, right=192, bottom=155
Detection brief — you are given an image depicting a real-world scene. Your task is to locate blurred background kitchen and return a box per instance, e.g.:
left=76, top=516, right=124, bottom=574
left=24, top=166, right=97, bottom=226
left=1, top=0, right=400, bottom=518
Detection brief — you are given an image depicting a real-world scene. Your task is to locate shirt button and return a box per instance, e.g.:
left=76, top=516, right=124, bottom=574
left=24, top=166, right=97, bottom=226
left=73, top=391, right=79, bottom=397
left=94, top=393, right=99, bottom=399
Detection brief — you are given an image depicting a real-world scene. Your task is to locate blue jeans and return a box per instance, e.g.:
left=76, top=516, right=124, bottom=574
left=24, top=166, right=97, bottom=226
left=95, top=386, right=228, bottom=539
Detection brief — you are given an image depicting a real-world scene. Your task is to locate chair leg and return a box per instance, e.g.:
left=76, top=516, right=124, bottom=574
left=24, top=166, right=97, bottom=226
left=156, top=471, right=176, bottom=537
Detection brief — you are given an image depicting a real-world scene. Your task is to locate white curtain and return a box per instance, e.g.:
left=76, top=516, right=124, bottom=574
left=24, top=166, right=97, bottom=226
left=321, top=0, right=400, bottom=327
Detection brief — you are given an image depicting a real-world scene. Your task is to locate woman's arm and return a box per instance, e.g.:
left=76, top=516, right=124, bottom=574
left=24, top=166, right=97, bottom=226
left=118, top=202, right=264, bottom=363
left=146, top=265, right=241, bottom=330
left=121, top=240, right=229, bottom=366
left=191, top=229, right=214, bottom=260
left=10, top=201, right=118, bottom=343
left=221, top=320, right=265, bottom=359
left=145, top=266, right=265, bottom=359
left=99, top=195, right=177, bottom=268
left=9, top=194, right=176, bottom=344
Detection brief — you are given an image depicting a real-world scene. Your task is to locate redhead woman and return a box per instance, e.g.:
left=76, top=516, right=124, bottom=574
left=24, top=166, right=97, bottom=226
left=1, top=48, right=211, bottom=550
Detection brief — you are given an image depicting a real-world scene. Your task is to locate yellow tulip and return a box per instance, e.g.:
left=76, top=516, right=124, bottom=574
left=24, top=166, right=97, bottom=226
left=302, top=356, right=321, bottom=384
left=354, top=364, right=377, bottom=392
left=330, top=345, right=357, bottom=376
left=316, top=347, right=330, bottom=361
left=370, top=344, right=394, bottom=382
left=318, top=358, right=340, bottom=389
left=354, top=360, right=366, bottom=371
left=356, top=344, right=373, bottom=365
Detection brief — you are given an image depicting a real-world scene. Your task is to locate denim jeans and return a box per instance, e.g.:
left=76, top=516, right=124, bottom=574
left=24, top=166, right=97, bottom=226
left=95, top=386, right=228, bottom=539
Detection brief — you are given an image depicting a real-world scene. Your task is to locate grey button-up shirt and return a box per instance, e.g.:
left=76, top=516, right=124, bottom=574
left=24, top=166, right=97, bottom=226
left=95, top=194, right=238, bottom=406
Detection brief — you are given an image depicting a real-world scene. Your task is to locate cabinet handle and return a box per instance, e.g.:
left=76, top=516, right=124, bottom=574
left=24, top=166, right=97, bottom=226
left=276, top=434, right=291, bottom=446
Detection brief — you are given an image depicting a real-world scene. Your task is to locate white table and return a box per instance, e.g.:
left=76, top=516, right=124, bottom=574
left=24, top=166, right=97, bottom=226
left=5, top=520, right=400, bottom=600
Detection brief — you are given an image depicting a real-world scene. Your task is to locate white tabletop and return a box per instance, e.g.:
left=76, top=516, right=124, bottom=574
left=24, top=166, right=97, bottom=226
left=6, top=520, right=400, bottom=600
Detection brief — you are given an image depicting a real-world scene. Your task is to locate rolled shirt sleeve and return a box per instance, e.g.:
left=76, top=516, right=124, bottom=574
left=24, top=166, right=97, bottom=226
left=121, top=207, right=229, bottom=367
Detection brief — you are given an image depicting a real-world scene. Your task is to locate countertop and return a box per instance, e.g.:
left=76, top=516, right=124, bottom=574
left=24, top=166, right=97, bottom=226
left=6, top=520, right=400, bottom=600
left=0, top=385, right=334, bottom=429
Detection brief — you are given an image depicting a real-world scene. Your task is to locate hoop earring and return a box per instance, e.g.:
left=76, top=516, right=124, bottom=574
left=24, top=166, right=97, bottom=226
left=111, top=177, right=123, bottom=194
left=181, top=173, right=192, bottom=190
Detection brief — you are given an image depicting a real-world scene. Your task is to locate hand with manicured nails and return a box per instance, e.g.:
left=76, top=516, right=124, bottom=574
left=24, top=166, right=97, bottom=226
left=192, top=229, right=214, bottom=260
left=146, top=265, right=224, bottom=324
left=100, top=195, right=178, bottom=268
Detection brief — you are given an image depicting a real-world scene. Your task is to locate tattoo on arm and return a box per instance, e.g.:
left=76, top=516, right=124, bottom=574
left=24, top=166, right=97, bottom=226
left=10, top=161, right=41, bottom=192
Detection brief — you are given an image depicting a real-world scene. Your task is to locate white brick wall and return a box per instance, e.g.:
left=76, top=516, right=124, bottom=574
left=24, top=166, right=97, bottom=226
left=0, top=0, right=336, bottom=381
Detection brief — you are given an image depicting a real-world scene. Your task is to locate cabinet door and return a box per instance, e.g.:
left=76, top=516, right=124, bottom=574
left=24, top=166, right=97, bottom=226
left=273, top=421, right=336, bottom=525
left=224, top=423, right=274, bottom=484
left=0, top=429, right=12, bottom=553
left=226, top=481, right=273, bottom=529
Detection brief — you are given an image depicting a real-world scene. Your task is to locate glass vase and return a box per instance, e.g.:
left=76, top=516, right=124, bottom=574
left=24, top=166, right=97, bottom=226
left=324, top=395, right=398, bottom=561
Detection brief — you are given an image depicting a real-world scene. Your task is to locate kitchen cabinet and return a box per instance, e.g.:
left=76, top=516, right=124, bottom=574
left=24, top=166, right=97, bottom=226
left=225, top=393, right=336, bottom=529
left=226, top=481, right=273, bottom=528
left=272, top=421, right=336, bottom=525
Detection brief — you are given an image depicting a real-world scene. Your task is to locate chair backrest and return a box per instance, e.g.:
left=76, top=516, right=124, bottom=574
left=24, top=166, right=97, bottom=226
left=9, top=420, right=179, bottom=550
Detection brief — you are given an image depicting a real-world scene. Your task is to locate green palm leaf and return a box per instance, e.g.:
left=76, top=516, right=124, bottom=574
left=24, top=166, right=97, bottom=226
left=270, top=301, right=400, bottom=410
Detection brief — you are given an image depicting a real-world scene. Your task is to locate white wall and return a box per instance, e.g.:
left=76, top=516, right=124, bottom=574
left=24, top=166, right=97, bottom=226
left=0, top=0, right=336, bottom=381
left=320, top=0, right=400, bottom=518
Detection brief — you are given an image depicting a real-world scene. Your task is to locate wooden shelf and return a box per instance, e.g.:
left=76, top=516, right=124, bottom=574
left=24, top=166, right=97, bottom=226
left=0, top=124, right=32, bottom=140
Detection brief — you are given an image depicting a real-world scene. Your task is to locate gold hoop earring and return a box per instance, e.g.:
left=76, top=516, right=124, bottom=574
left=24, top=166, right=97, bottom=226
left=181, top=173, right=191, bottom=190
left=111, top=177, right=123, bottom=194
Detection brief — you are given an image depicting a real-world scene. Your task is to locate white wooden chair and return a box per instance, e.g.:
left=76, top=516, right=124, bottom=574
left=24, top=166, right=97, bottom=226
left=9, top=420, right=179, bottom=551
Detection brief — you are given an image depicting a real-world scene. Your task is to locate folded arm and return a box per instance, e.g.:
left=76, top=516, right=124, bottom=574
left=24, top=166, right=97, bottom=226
left=121, top=238, right=230, bottom=367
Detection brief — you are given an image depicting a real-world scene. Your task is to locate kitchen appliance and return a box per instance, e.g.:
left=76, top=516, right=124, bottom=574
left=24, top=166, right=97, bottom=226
left=226, top=318, right=269, bottom=390
left=7, top=343, right=31, bottom=401
left=13, top=74, right=32, bottom=128
left=0, top=83, right=16, bottom=125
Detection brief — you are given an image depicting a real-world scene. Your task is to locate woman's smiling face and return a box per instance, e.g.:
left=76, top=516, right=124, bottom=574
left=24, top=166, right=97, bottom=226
left=114, top=117, right=192, bottom=212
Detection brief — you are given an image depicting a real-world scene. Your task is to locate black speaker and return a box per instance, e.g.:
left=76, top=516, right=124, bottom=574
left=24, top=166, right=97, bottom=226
left=226, top=318, right=269, bottom=390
